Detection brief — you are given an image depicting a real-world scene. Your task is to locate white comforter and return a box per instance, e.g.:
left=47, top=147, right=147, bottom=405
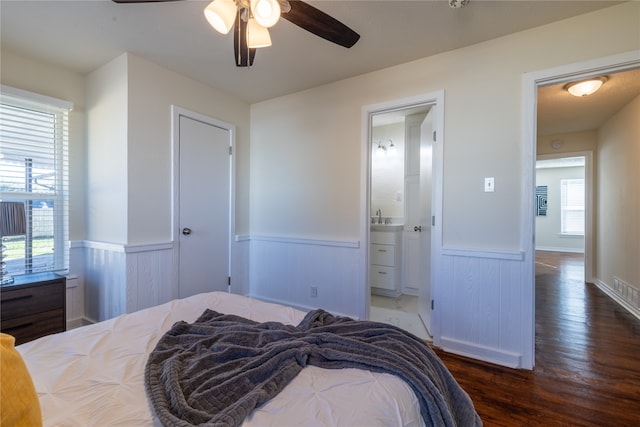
left=18, top=292, right=424, bottom=426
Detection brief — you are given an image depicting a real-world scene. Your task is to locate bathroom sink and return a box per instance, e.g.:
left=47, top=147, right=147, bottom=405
left=370, top=224, right=403, bottom=232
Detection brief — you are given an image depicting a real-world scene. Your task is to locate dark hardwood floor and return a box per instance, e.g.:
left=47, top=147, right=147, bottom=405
left=433, top=251, right=640, bottom=426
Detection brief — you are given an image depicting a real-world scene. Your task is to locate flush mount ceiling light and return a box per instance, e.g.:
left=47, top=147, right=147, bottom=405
left=113, top=0, right=360, bottom=68
left=564, top=76, right=608, bottom=97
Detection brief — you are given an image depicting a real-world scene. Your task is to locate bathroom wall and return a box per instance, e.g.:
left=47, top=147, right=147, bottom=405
left=371, top=123, right=405, bottom=222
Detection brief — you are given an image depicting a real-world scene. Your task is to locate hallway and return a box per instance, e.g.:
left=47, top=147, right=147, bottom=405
left=433, top=251, right=640, bottom=426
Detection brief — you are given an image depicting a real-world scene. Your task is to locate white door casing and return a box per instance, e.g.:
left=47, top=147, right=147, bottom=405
left=172, top=106, right=234, bottom=299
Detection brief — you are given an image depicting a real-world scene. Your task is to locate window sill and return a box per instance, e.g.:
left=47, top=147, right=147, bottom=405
left=558, top=233, right=584, bottom=238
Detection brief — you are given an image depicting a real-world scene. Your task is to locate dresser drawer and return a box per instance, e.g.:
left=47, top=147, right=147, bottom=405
left=1, top=309, right=65, bottom=345
left=370, top=265, right=397, bottom=290
left=1, top=282, right=65, bottom=322
left=371, top=244, right=395, bottom=266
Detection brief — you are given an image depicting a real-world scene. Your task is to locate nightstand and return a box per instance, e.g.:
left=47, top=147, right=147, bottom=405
left=1, top=272, right=66, bottom=345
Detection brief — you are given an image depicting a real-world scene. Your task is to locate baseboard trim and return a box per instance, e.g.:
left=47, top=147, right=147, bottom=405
left=441, top=247, right=524, bottom=261
left=535, top=246, right=584, bottom=254
left=439, top=336, right=523, bottom=369
left=594, top=279, right=640, bottom=321
left=250, top=234, right=359, bottom=249
left=250, top=294, right=357, bottom=320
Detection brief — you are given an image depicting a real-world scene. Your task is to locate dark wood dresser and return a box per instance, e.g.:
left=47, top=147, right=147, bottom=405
left=1, top=272, right=66, bottom=345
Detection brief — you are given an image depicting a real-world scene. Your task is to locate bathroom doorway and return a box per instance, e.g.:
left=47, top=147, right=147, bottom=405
left=363, top=92, right=444, bottom=341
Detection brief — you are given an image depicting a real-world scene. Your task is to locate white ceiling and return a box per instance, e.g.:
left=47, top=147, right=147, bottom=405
left=2, top=0, right=637, bottom=135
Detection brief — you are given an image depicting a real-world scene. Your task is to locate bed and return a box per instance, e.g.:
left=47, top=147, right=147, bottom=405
left=15, top=292, right=481, bottom=426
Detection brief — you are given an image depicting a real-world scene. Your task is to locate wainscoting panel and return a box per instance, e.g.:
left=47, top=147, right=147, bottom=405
left=84, top=241, right=175, bottom=322
left=67, top=241, right=86, bottom=327
left=232, top=236, right=250, bottom=296
left=84, top=242, right=127, bottom=323
left=81, top=239, right=252, bottom=323
left=125, top=243, right=174, bottom=313
left=436, top=248, right=526, bottom=368
left=65, top=275, right=83, bottom=328
left=249, top=236, right=361, bottom=318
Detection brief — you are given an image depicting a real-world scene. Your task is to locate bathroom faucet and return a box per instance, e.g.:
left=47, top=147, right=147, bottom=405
left=376, top=209, right=382, bottom=224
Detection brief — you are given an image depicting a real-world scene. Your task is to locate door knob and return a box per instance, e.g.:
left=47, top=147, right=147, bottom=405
left=414, top=226, right=422, bottom=232
left=182, top=227, right=192, bottom=235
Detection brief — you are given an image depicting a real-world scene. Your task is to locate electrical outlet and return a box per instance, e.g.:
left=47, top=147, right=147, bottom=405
left=310, top=286, right=318, bottom=298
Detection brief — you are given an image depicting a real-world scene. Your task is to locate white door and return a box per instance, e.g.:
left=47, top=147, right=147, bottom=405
left=177, top=113, right=232, bottom=298
left=403, top=109, right=433, bottom=338
left=417, top=110, right=434, bottom=337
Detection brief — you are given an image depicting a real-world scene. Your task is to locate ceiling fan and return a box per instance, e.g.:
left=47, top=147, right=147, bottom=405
left=112, top=0, right=360, bottom=67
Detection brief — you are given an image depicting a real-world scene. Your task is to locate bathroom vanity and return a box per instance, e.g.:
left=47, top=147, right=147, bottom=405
left=370, top=225, right=402, bottom=296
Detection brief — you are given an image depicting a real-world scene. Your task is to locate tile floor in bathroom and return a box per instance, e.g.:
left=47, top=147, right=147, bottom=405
left=370, top=294, right=431, bottom=341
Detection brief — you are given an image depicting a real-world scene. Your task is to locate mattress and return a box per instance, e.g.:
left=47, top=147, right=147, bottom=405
left=18, top=292, right=424, bottom=426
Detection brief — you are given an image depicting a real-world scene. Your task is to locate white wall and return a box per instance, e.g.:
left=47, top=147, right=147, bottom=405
left=252, top=3, right=639, bottom=250
left=249, top=3, right=640, bottom=367
left=86, top=54, right=129, bottom=244
left=82, top=53, right=253, bottom=320
left=537, top=130, right=597, bottom=157
left=535, top=166, right=585, bottom=252
left=86, top=53, right=252, bottom=246
left=126, top=54, right=252, bottom=243
left=597, top=94, right=640, bottom=311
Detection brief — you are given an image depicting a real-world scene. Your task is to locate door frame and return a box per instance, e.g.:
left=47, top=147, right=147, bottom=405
left=521, top=50, right=640, bottom=368
left=171, top=105, right=236, bottom=299
left=360, top=91, right=445, bottom=333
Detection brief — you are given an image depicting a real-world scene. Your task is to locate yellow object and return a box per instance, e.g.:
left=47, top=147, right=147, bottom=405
left=0, top=333, right=42, bottom=427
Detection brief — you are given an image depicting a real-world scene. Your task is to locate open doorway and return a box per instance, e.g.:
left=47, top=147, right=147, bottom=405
left=535, top=153, right=590, bottom=284
left=526, top=51, right=640, bottom=367
left=361, top=91, right=444, bottom=342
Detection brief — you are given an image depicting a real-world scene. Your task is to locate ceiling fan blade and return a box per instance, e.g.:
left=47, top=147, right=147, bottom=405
left=234, top=14, right=257, bottom=67
left=281, top=0, right=359, bottom=48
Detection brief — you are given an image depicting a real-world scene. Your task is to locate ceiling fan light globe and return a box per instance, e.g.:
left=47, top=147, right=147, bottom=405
left=247, top=19, right=272, bottom=48
left=251, top=0, right=280, bottom=28
left=204, top=0, right=237, bottom=34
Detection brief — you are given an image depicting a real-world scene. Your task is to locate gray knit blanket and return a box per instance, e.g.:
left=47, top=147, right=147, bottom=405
left=145, top=308, right=482, bottom=427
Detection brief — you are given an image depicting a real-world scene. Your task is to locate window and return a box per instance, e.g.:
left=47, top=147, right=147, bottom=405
left=560, top=178, right=585, bottom=235
left=0, top=86, right=72, bottom=277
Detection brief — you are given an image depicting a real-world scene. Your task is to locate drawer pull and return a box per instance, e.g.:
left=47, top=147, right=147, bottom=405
left=377, top=249, right=387, bottom=253
left=3, top=294, right=33, bottom=303
left=4, top=322, right=34, bottom=333
left=377, top=271, right=387, bottom=275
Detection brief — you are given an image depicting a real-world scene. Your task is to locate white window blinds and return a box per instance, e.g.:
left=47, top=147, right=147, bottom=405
left=560, top=178, right=585, bottom=235
left=0, top=86, right=72, bottom=276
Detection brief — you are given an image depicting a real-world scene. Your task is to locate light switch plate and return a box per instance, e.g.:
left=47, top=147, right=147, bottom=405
left=484, top=177, right=495, bottom=192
